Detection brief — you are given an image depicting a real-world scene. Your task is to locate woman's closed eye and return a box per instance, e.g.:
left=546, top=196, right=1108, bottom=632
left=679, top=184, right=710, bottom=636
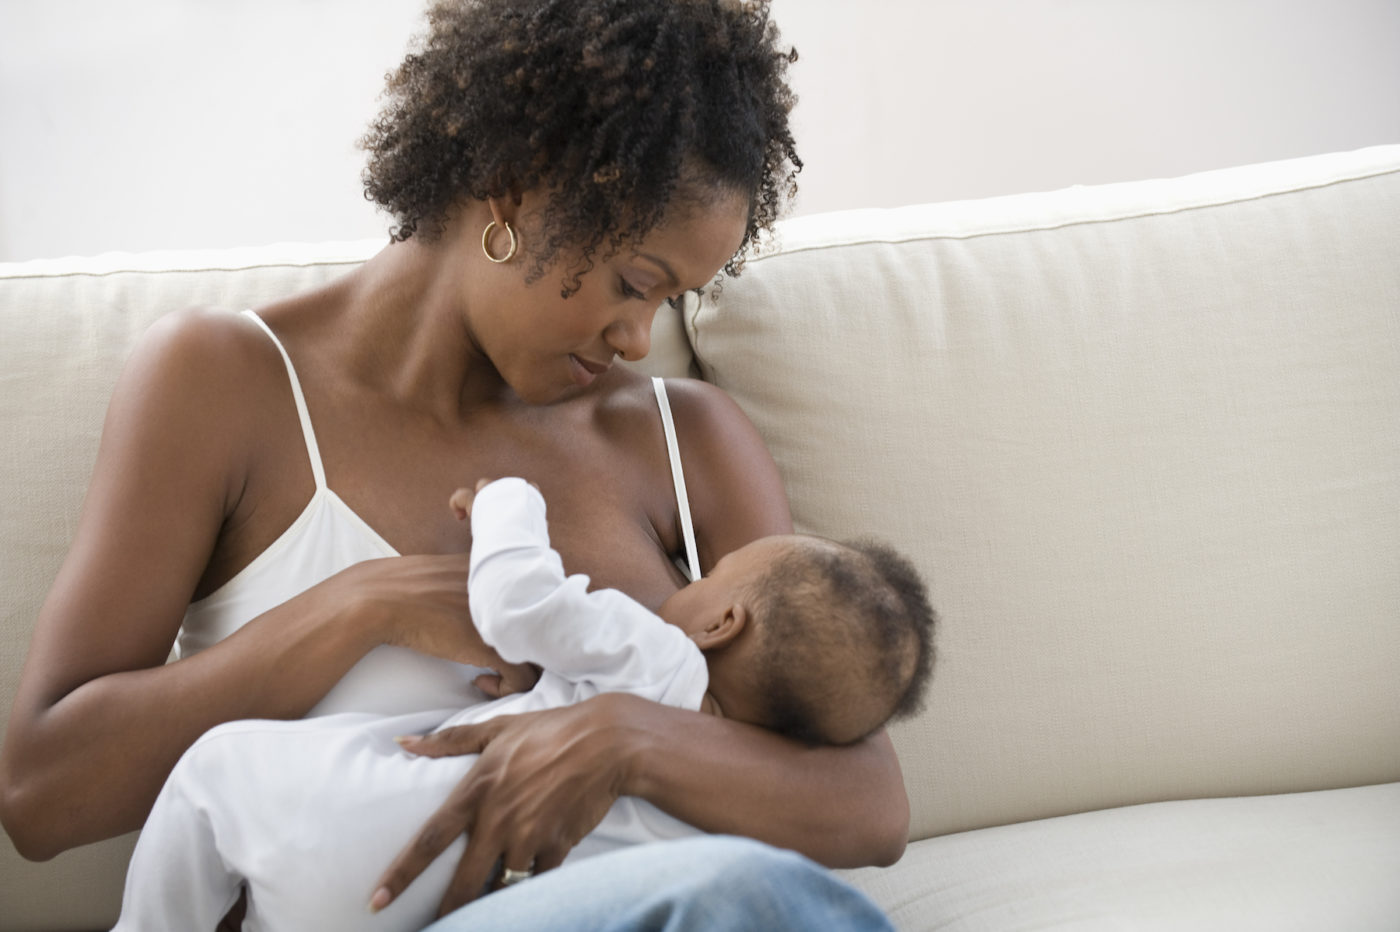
left=619, top=278, right=648, bottom=301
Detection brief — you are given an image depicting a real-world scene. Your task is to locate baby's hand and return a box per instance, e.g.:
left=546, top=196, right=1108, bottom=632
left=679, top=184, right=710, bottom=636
left=448, top=478, right=500, bottom=520
left=474, top=662, right=542, bottom=699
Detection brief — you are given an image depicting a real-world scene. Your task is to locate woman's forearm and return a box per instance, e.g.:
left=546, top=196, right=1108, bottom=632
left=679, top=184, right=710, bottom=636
left=0, top=580, right=380, bottom=860
left=618, top=697, right=910, bottom=868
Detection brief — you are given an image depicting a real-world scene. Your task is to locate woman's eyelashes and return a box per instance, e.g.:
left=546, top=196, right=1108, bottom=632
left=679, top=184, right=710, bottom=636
left=620, top=273, right=688, bottom=306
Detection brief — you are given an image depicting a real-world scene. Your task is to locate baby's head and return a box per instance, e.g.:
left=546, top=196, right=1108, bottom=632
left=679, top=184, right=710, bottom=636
left=660, top=534, right=937, bottom=746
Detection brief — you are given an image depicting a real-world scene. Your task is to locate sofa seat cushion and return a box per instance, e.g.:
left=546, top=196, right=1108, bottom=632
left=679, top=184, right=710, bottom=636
left=839, top=782, right=1400, bottom=931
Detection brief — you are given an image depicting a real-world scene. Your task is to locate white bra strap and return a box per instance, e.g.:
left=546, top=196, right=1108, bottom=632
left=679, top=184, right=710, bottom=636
left=241, top=310, right=328, bottom=490
left=652, top=377, right=701, bottom=583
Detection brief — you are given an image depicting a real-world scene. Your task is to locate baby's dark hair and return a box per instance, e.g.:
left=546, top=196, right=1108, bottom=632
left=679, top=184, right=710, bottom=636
left=361, top=0, right=801, bottom=294
left=747, top=538, right=938, bottom=746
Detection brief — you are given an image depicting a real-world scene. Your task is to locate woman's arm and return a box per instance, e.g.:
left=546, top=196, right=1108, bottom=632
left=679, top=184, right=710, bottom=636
left=376, top=693, right=907, bottom=914
left=0, top=311, right=492, bottom=859
left=372, top=380, right=909, bottom=913
left=622, top=699, right=909, bottom=865
left=640, top=378, right=909, bottom=864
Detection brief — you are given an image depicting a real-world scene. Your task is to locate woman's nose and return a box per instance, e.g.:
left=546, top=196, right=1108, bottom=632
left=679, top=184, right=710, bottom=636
left=606, top=307, right=654, bottom=362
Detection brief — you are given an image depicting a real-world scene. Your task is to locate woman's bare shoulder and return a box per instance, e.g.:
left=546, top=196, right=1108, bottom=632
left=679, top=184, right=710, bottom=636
left=586, top=372, right=755, bottom=465
left=92, top=307, right=307, bottom=561
left=120, top=307, right=301, bottom=433
left=647, top=377, right=774, bottom=467
left=644, top=376, right=794, bottom=563
left=591, top=371, right=744, bottom=431
left=133, top=306, right=276, bottom=382
left=648, top=376, right=753, bottom=429
left=14, top=310, right=288, bottom=713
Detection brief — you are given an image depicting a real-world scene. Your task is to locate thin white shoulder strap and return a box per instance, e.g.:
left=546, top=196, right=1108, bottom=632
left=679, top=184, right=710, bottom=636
left=241, top=310, right=328, bottom=490
left=652, top=377, right=701, bottom=582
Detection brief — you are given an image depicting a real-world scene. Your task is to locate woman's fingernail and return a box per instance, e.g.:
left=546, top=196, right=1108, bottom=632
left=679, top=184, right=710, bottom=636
left=370, top=886, right=391, bottom=912
left=393, top=735, right=418, bottom=746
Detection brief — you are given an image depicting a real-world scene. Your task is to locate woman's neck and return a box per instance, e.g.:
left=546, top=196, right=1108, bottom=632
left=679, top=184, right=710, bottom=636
left=334, top=236, right=509, bottom=422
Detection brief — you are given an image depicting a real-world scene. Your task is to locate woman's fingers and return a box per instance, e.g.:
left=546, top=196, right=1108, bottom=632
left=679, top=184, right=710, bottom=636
left=379, top=699, right=634, bottom=915
left=374, top=717, right=515, bottom=911
left=435, top=823, right=569, bottom=914
left=349, top=553, right=482, bottom=665
left=434, top=821, right=508, bottom=915
left=370, top=777, right=480, bottom=913
left=396, top=719, right=498, bottom=759
left=432, top=700, right=627, bottom=912
left=495, top=846, right=536, bottom=890
left=529, top=843, right=569, bottom=876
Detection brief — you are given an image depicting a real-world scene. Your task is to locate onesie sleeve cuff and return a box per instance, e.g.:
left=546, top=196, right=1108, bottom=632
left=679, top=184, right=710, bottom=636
left=468, top=477, right=551, bottom=574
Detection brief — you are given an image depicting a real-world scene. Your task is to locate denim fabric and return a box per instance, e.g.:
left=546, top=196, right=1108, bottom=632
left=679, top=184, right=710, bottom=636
left=425, top=835, right=892, bottom=931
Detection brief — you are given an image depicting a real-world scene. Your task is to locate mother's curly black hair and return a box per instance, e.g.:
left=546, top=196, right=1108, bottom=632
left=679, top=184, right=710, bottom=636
left=361, top=0, right=801, bottom=293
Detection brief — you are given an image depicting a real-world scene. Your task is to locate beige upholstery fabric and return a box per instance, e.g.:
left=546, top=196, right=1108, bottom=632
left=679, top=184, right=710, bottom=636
left=840, top=781, right=1400, bottom=931
left=688, top=145, right=1400, bottom=840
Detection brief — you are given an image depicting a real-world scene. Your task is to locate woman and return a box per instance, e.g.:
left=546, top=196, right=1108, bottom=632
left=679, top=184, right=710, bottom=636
left=0, top=1, right=907, bottom=926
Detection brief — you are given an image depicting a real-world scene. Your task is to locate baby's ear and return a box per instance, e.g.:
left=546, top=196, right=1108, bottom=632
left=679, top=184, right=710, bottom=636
left=691, top=604, right=748, bottom=651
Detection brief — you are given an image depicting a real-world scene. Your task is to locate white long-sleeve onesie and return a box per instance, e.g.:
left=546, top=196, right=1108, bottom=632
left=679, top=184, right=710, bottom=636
left=115, top=478, right=706, bottom=932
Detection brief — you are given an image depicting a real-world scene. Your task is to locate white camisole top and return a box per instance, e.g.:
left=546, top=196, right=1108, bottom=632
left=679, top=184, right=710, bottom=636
left=175, top=309, right=700, bottom=717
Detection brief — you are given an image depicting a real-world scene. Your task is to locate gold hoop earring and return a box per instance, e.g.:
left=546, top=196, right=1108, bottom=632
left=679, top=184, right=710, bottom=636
left=482, top=220, right=518, bottom=263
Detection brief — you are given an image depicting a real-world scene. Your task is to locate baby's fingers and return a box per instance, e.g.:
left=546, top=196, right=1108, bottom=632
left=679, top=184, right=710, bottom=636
left=473, top=672, right=505, bottom=698
left=448, top=487, right=474, bottom=520
left=475, top=663, right=539, bottom=699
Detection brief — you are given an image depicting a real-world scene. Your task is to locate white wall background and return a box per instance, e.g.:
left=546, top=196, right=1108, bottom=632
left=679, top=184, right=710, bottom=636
left=1, top=0, right=1397, bottom=262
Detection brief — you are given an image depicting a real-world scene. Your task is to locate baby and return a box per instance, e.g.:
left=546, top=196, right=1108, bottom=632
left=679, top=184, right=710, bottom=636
left=116, top=477, right=937, bottom=932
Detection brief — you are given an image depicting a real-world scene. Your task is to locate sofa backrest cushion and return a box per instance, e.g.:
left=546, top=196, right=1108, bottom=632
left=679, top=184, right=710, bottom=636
left=687, top=145, right=1400, bottom=841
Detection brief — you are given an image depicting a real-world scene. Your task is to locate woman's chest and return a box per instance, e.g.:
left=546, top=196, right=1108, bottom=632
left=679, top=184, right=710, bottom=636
left=311, top=393, right=687, bottom=608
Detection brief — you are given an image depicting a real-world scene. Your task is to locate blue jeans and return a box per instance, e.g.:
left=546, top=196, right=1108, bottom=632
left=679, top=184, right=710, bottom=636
left=423, top=835, right=893, bottom=931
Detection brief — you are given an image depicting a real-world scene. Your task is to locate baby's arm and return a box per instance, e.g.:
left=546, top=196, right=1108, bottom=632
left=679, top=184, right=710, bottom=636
left=466, top=478, right=704, bottom=702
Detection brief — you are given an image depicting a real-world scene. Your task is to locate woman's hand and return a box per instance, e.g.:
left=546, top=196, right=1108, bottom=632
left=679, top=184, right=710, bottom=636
left=338, top=555, right=536, bottom=691
left=370, top=694, right=639, bottom=916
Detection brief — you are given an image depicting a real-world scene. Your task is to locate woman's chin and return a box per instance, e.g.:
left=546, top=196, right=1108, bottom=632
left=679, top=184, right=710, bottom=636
left=505, top=360, right=615, bottom=406
left=510, top=379, right=585, bottom=407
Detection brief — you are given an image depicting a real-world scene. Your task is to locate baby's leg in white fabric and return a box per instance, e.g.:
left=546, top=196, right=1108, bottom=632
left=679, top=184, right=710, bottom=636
left=117, top=710, right=473, bottom=932
left=239, top=711, right=476, bottom=931
left=113, top=720, right=254, bottom=931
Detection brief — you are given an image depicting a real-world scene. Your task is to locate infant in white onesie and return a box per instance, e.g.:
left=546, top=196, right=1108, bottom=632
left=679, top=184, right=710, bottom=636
left=116, top=477, right=937, bottom=932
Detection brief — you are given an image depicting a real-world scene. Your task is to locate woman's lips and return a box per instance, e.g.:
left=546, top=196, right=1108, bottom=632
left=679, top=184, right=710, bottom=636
left=569, top=354, right=610, bottom=387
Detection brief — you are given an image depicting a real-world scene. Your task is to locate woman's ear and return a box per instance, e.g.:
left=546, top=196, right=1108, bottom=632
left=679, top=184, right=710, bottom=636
left=691, top=603, right=748, bottom=651
left=486, top=195, right=510, bottom=226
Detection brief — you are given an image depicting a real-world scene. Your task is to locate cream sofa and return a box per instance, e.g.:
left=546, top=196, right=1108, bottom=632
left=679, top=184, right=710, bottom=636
left=2, top=146, right=1398, bottom=931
